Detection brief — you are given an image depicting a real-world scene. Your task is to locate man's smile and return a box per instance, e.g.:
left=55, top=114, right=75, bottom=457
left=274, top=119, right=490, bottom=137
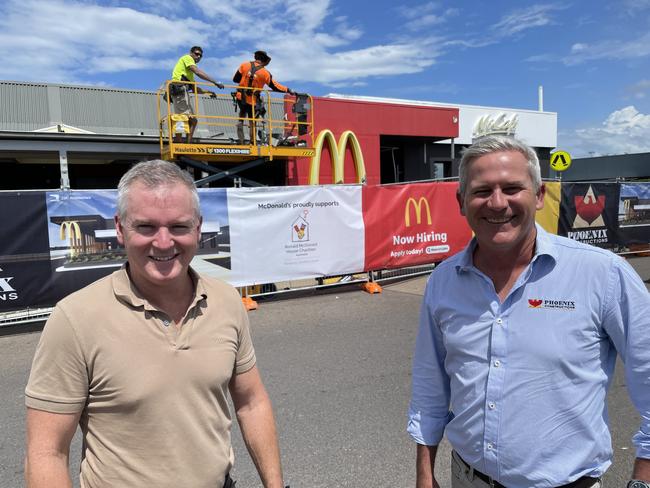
left=485, top=216, right=514, bottom=224
left=149, top=254, right=178, bottom=262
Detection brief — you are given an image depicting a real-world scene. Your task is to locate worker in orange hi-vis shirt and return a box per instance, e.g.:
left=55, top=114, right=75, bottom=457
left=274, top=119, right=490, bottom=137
left=232, top=50, right=295, bottom=145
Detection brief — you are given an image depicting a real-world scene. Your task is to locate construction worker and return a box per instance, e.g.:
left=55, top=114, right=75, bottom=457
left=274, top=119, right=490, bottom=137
left=233, top=50, right=295, bottom=145
left=170, top=46, right=224, bottom=143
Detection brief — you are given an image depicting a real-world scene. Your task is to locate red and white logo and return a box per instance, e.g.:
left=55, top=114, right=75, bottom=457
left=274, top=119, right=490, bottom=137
left=527, top=297, right=575, bottom=310
left=573, top=186, right=605, bottom=228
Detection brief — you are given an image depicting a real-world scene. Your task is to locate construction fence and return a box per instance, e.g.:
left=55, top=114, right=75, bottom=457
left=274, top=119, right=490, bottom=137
left=1, top=180, right=649, bottom=325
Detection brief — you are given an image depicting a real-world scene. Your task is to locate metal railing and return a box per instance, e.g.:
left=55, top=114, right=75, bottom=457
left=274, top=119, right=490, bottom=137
left=0, top=307, right=53, bottom=328
left=157, top=80, right=314, bottom=161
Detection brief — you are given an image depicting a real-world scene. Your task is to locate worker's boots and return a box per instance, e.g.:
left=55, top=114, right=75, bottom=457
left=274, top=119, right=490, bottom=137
left=237, top=123, right=246, bottom=145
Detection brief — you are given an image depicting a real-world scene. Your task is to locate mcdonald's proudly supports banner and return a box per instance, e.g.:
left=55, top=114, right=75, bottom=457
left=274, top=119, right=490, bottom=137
left=362, top=182, right=472, bottom=270
left=558, top=183, right=621, bottom=249
left=228, top=185, right=365, bottom=286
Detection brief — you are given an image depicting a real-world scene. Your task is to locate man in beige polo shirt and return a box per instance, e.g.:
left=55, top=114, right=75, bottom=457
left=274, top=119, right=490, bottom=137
left=24, top=160, right=286, bottom=488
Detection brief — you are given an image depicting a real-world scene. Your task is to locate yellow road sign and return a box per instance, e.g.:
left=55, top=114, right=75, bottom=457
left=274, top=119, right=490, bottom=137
left=550, top=150, right=572, bottom=172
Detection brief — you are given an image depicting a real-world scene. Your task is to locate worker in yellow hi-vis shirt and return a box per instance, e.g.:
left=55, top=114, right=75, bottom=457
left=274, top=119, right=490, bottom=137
left=170, top=46, right=225, bottom=143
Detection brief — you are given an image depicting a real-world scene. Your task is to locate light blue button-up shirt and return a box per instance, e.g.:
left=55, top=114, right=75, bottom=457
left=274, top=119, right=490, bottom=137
left=408, top=225, right=650, bottom=488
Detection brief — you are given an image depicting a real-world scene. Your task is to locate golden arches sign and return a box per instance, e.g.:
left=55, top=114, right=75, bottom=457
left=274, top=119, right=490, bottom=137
left=60, top=220, right=83, bottom=258
left=405, top=197, right=432, bottom=227
left=309, top=129, right=367, bottom=185
left=59, top=221, right=82, bottom=240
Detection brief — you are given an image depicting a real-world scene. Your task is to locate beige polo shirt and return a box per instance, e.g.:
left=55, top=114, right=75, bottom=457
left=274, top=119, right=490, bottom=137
left=25, top=267, right=256, bottom=488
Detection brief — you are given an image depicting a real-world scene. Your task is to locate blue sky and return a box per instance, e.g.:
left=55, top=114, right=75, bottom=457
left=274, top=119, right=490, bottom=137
left=2, top=0, right=650, bottom=157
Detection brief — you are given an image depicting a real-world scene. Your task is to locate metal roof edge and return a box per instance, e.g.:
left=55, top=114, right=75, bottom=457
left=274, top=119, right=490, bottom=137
left=323, top=93, right=557, bottom=116
left=0, top=131, right=159, bottom=143
left=0, top=79, right=157, bottom=95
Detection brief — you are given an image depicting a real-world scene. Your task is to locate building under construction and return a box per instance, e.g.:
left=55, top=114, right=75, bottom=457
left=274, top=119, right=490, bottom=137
left=0, top=80, right=557, bottom=190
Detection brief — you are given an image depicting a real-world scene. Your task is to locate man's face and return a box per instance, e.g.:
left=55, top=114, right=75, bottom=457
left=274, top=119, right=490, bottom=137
left=190, top=50, right=203, bottom=63
left=115, top=182, right=201, bottom=292
left=458, top=150, right=545, bottom=255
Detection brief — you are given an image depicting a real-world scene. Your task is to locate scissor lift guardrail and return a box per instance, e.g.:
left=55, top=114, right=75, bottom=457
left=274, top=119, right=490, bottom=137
left=157, top=80, right=315, bottom=163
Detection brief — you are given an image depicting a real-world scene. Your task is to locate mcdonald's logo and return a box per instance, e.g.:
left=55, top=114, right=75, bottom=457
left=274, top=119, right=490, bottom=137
left=59, top=221, right=82, bottom=240
left=309, top=129, right=367, bottom=185
left=405, top=197, right=432, bottom=227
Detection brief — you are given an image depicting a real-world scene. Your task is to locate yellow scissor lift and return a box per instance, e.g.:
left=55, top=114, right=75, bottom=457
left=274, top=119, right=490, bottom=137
left=157, top=80, right=315, bottom=186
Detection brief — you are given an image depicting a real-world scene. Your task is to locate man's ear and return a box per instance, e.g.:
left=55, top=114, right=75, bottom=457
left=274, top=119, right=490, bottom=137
left=115, top=215, right=125, bottom=245
left=196, top=216, right=203, bottom=244
left=536, top=183, right=546, bottom=211
left=456, top=191, right=466, bottom=216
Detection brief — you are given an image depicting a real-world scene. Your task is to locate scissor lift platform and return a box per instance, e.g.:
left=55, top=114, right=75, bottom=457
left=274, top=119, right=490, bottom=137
left=158, top=80, right=314, bottom=184
left=161, top=142, right=314, bottom=163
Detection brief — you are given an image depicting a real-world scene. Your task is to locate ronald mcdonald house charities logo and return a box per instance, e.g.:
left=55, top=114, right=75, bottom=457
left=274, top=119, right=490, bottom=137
left=291, top=210, right=310, bottom=242
left=0, top=267, right=18, bottom=301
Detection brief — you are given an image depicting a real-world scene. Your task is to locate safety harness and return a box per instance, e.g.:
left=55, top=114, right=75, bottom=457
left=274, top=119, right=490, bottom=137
left=232, top=61, right=266, bottom=116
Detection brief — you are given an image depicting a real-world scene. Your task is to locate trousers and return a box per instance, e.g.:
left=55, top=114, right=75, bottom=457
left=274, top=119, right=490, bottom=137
left=450, top=451, right=602, bottom=488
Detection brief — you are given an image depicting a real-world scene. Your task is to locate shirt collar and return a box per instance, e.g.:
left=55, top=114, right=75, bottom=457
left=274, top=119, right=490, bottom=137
left=112, top=264, right=208, bottom=311
left=456, top=223, right=558, bottom=273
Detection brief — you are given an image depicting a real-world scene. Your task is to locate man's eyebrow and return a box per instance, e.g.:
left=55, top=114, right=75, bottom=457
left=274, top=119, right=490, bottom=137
left=129, top=219, right=195, bottom=226
left=470, top=180, right=527, bottom=188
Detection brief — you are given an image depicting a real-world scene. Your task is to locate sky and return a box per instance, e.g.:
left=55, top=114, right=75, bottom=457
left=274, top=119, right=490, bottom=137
left=2, top=0, right=650, bottom=158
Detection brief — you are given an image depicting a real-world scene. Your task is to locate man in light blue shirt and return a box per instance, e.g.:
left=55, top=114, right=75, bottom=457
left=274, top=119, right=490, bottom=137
left=408, top=135, right=650, bottom=488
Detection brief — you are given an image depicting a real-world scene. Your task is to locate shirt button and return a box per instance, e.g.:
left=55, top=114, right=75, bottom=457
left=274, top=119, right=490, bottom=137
left=487, top=443, right=494, bottom=450
left=489, top=402, right=496, bottom=409
left=162, top=320, right=170, bottom=327
left=496, top=318, right=503, bottom=325
left=494, top=360, right=501, bottom=367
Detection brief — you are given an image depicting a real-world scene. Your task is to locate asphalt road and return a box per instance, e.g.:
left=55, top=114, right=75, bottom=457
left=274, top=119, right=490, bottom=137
left=1, top=256, right=649, bottom=487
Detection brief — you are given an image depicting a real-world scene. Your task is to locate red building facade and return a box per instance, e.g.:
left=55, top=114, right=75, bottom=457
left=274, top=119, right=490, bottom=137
left=286, top=96, right=459, bottom=186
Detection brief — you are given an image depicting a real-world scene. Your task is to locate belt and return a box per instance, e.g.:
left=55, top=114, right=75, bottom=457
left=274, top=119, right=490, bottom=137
left=456, top=453, right=599, bottom=488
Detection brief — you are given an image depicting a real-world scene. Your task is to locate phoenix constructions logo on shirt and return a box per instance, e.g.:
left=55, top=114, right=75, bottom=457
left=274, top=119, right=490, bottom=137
left=528, top=298, right=576, bottom=310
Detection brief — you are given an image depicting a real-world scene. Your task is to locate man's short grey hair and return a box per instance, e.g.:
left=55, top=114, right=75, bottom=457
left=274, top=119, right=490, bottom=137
left=116, top=160, right=200, bottom=221
left=458, top=136, right=542, bottom=196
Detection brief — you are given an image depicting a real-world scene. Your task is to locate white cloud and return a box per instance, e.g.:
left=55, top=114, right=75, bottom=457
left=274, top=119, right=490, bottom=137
left=491, top=4, right=564, bottom=37
left=398, top=4, right=459, bottom=31
left=0, top=0, right=452, bottom=88
left=398, top=2, right=440, bottom=19
left=525, top=53, right=556, bottom=63
left=0, top=0, right=210, bottom=83
left=562, top=33, right=650, bottom=65
left=447, top=3, right=565, bottom=54
left=566, top=106, right=650, bottom=156
left=527, top=32, right=650, bottom=66
left=626, top=80, right=650, bottom=99
left=215, top=38, right=444, bottom=86
left=192, top=0, right=446, bottom=85
left=621, top=0, right=650, bottom=13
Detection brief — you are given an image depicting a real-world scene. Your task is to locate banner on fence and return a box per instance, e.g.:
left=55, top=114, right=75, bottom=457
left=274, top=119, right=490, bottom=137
left=617, top=183, right=650, bottom=248
left=558, top=183, right=620, bottom=249
left=228, top=185, right=364, bottom=286
left=363, top=182, right=472, bottom=270
left=0, top=192, right=51, bottom=309
left=1, top=180, right=649, bottom=314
